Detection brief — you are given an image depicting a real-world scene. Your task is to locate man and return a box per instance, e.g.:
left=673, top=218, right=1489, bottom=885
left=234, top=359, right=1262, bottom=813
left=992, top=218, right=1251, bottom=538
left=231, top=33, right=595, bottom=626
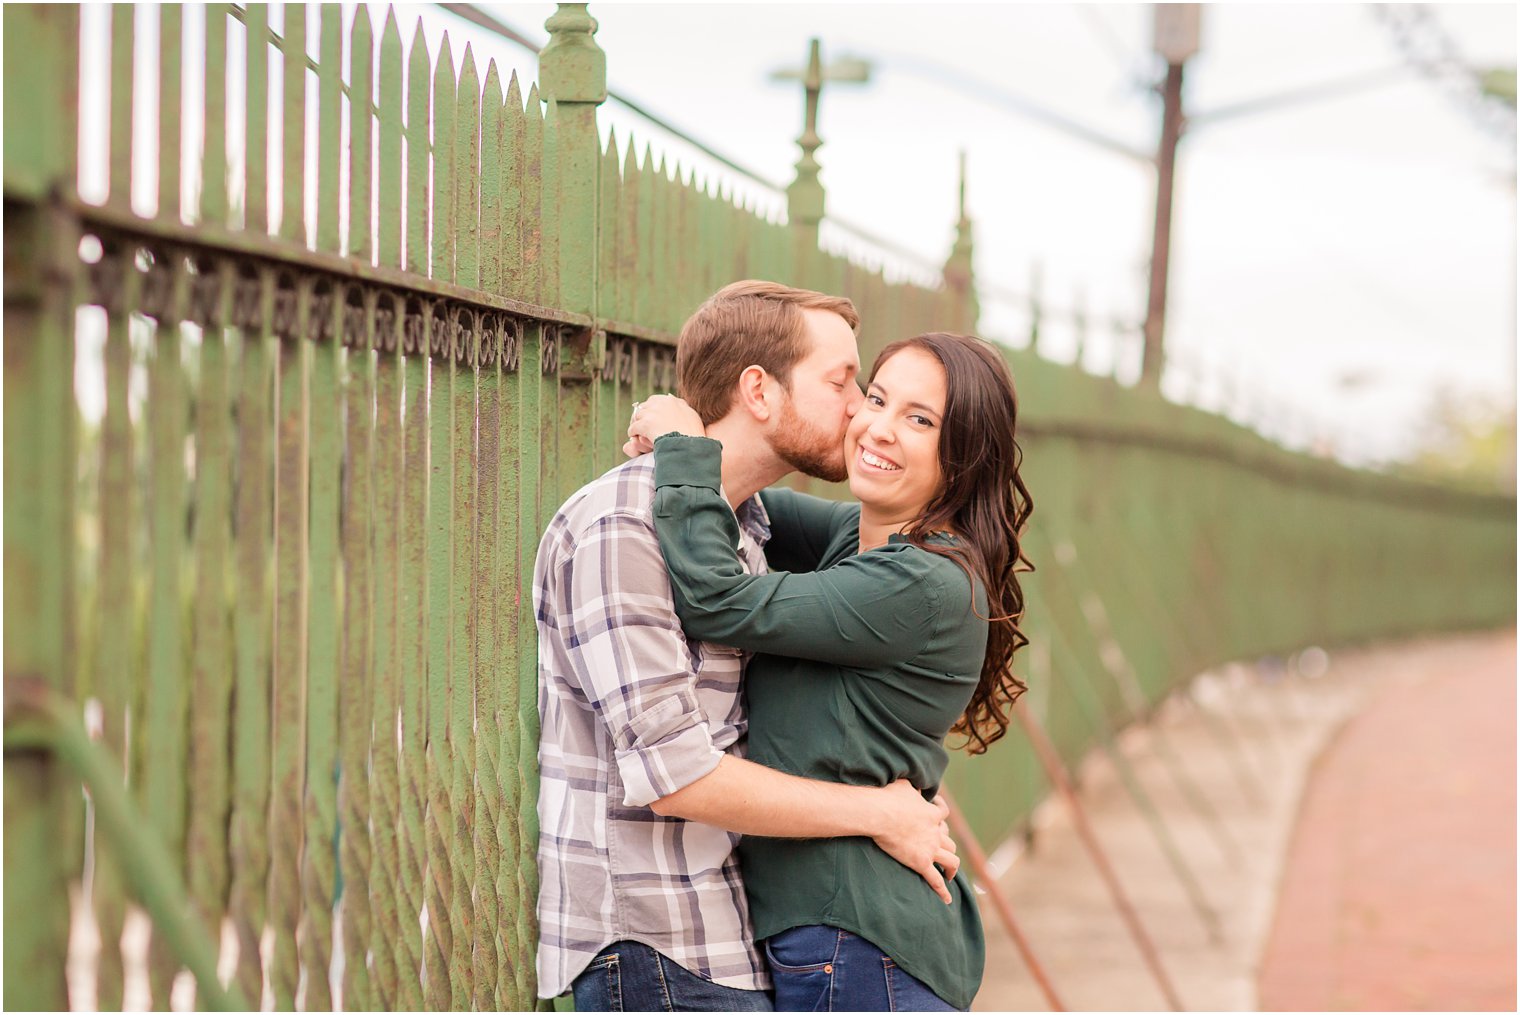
left=534, top=281, right=957, bottom=1011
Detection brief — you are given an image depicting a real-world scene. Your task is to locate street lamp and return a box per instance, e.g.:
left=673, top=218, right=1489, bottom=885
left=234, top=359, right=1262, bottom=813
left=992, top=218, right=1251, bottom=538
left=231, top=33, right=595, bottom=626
left=1141, top=3, right=1202, bottom=388
left=771, top=24, right=1198, bottom=389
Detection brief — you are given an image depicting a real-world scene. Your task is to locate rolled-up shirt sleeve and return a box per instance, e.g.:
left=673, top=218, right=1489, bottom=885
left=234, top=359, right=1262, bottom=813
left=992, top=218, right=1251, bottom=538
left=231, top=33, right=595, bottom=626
left=558, top=509, right=723, bottom=807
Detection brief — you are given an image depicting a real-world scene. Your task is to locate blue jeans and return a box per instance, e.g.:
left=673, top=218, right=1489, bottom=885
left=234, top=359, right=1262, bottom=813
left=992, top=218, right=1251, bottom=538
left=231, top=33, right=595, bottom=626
left=764, top=925, right=960, bottom=1012
left=571, top=940, right=775, bottom=1012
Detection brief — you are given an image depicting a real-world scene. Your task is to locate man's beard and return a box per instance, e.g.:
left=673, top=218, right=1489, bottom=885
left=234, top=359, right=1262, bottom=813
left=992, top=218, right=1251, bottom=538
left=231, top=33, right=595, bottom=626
left=771, top=397, right=848, bottom=483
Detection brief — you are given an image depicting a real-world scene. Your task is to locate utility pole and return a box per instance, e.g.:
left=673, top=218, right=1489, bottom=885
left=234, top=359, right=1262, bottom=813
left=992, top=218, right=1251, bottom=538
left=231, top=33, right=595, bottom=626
left=1141, top=4, right=1201, bottom=388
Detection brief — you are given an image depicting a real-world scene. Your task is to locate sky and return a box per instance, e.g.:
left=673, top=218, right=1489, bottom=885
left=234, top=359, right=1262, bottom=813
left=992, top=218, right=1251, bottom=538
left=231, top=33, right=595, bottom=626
left=426, top=1, right=1517, bottom=466
left=74, top=3, right=1518, bottom=467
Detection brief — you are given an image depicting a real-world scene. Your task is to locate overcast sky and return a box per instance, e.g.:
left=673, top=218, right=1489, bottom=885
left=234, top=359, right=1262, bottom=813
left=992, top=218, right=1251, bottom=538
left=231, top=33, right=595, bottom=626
left=77, top=3, right=1517, bottom=465
left=424, top=2, right=1516, bottom=464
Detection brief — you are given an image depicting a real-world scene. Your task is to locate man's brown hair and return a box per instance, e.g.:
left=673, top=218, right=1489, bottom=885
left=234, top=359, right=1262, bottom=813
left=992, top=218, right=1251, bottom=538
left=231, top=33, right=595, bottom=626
left=675, top=280, right=860, bottom=424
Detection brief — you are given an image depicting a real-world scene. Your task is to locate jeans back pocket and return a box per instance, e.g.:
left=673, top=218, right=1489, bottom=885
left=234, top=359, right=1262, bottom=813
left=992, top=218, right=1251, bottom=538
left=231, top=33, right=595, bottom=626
left=765, top=926, right=840, bottom=1012
left=577, top=952, right=623, bottom=1011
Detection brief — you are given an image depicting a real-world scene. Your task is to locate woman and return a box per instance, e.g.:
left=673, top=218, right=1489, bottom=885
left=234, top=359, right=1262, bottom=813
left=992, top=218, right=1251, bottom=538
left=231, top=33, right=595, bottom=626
left=627, top=332, right=1034, bottom=1012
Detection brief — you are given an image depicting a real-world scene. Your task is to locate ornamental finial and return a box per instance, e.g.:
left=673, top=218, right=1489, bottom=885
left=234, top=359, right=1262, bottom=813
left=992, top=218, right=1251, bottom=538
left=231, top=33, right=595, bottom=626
left=787, top=38, right=826, bottom=230
left=540, top=3, right=606, bottom=104
left=942, top=151, right=979, bottom=332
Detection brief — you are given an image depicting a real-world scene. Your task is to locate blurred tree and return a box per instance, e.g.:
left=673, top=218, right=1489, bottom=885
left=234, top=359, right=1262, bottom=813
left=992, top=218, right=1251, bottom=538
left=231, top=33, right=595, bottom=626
left=1392, top=386, right=1516, bottom=492
left=1479, top=67, right=1516, bottom=106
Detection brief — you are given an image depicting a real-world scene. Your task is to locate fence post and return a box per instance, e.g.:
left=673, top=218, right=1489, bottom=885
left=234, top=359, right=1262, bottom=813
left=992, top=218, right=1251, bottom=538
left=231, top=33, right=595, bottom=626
left=942, top=150, right=979, bottom=334
left=787, top=39, right=826, bottom=279
left=540, top=3, right=608, bottom=507
left=1073, top=287, right=1088, bottom=368
left=1028, top=259, right=1045, bottom=353
left=3, top=5, right=80, bottom=1010
left=540, top=2, right=606, bottom=334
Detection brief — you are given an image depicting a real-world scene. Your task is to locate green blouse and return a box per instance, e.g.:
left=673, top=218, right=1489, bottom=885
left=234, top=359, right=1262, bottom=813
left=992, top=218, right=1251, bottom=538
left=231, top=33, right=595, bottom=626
left=652, top=435, right=988, bottom=1011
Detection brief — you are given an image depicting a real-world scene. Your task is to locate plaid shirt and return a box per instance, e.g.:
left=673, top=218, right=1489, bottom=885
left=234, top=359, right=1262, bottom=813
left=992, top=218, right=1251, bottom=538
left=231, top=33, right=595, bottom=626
left=533, top=456, right=772, bottom=998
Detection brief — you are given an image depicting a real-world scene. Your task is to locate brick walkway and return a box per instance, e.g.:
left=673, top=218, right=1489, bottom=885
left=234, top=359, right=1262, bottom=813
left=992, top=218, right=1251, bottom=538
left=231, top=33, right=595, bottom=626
left=1257, top=630, right=1517, bottom=1012
left=970, top=631, right=1514, bottom=1012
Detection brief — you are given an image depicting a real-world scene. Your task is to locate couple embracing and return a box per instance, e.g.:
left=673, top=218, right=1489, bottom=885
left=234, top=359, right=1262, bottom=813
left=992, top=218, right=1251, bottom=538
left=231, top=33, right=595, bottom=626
left=534, top=281, right=1034, bottom=1012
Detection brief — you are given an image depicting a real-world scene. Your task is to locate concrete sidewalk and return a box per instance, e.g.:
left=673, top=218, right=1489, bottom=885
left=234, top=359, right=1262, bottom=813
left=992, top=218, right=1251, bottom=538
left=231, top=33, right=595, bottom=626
left=969, top=629, right=1515, bottom=1012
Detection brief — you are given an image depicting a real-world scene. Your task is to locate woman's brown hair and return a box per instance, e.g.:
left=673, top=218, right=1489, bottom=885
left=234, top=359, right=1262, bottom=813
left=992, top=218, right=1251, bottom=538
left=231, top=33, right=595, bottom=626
left=870, top=333, right=1034, bottom=754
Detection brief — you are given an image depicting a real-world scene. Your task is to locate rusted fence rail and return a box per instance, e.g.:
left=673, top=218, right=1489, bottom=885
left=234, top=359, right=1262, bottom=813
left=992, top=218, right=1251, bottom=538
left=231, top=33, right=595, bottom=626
left=4, top=4, right=1513, bottom=1011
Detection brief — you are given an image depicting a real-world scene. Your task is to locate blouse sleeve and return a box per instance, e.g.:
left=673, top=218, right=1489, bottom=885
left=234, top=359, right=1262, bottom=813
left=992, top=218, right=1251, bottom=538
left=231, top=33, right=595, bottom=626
left=757, top=486, right=855, bottom=574
left=652, top=434, right=943, bottom=668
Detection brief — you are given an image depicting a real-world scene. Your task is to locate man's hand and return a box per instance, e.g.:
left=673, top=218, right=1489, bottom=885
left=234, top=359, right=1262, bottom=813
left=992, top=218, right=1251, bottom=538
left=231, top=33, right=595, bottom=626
left=869, top=780, right=961, bottom=904
left=648, top=758, right=961, bottom=900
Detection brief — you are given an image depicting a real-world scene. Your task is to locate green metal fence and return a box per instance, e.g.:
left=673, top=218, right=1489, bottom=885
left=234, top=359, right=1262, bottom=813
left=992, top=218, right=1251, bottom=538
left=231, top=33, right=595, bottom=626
left=3, top=4, right=1513, bottom=1011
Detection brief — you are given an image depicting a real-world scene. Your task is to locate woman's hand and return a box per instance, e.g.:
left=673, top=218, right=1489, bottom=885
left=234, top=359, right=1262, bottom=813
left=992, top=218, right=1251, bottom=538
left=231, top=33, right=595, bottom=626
left=623, top=393, right=706, bottom=458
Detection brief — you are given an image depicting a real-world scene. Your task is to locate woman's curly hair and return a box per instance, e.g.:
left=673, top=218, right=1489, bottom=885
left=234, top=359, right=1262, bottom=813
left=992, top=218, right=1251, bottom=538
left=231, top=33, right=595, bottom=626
left=871, top=333, right=1034, bottom=754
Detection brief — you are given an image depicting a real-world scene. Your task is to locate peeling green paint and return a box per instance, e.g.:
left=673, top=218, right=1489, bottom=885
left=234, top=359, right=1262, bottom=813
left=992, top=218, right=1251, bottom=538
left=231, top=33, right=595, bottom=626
left=2, top=4, right=1513, bottom=1010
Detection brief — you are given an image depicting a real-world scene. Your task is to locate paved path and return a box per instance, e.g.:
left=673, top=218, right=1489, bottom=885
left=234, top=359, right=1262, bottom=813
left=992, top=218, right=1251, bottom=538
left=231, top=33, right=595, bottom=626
left=1258, top=630, right=1516, bottom=1012
left=970, top=629, right=1515, bottom=1012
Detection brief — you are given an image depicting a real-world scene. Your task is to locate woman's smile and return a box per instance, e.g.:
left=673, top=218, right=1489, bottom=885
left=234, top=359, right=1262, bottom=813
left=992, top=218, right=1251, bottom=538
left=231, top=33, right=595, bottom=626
left=846, top=346, right=947, bottom=533
left=858, top=446, right=902, bottom=472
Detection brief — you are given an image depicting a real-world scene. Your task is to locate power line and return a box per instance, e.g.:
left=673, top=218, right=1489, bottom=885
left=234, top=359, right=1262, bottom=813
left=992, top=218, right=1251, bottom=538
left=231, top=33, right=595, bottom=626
left=865, top=49, right=1154, bottom=165
left=437, top=2, right=786, bottom=193
left=1074, top=5, right=1145, bottom=83
left=439, top=4, right=1149, bottom=330
left=439, top=3, right=962, bottom=276
left=1371, top=3, right=1517, bottom=151
left=1188, top=66, right=1415, bottom=125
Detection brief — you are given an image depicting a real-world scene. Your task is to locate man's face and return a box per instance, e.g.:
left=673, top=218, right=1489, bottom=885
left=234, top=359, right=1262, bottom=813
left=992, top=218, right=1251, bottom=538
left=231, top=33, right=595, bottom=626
left=767, top=308, right=863, bottom=482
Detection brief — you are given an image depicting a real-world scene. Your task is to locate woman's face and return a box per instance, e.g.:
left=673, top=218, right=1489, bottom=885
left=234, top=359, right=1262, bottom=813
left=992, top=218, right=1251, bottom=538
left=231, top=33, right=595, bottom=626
left=844, top=346, right=946, bottom=522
